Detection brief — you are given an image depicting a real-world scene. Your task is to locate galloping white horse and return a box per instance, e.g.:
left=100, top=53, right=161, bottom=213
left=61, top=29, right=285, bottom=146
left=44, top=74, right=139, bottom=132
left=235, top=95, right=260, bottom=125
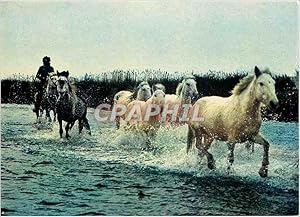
left=124, top=89, right=165, bottom=129
left=164, top=76, right=199, bottom=123
left=187, top=66, right=279, bottom=177
left=124, top=89, right=166, bottom=147
left=113, top=81, right=152, bottom=128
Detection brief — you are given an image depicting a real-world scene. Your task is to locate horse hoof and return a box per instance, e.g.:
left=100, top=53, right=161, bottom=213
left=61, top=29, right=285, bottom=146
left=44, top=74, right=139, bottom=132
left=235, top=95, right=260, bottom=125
left=227, top=167, right=234, bottom=175
left=259, top=167, right=268, bottom=178
left=208, top=161, right=216, bottom=170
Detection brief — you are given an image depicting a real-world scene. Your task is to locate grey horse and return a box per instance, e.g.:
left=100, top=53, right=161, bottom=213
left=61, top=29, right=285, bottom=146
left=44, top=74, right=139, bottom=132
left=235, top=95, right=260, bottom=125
left=38, top=74, right=58, bottom=122
left=56, top=71, right=91, bottom=138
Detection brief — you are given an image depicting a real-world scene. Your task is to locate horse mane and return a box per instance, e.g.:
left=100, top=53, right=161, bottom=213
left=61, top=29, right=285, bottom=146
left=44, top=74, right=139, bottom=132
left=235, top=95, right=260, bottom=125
left=132, top=88, right=138, bottom=99
left=231, top=75, right=254, bottom=95
left=231, top=69, right=272, bottom=96
left=64, top=76, right=77, bottom=94
left=176, top=82, right=183, bottom=96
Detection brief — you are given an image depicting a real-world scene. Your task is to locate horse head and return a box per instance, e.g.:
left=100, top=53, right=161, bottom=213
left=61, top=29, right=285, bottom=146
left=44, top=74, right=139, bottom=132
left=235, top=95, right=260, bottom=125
left=137, top=81, right=152, bottom=101
left=180, top=76, right=199, bottom=101
left=152, top=83, right=166, bottom=93
left=56, top=70, right=71, bottom=96
left=253, top=66, right=279, bottom=110
left=46, top=73, right=58, bottom=95
left=149, top=89, right=165, bottom=111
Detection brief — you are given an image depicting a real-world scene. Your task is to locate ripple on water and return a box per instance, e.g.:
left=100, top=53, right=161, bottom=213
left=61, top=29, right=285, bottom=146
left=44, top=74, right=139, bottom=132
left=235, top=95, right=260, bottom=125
left=1, top=105, right=298, bottom=215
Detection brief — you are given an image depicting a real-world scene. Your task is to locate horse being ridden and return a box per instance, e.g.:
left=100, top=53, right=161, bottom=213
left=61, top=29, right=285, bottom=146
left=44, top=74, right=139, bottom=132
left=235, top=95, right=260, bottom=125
left=56, top=71, right=91, bottom=138
left=37, top=74, right=58, bottom=122
left=187, top=66, right=279, bottom=177
left=33, top=56, right=54, bottom=114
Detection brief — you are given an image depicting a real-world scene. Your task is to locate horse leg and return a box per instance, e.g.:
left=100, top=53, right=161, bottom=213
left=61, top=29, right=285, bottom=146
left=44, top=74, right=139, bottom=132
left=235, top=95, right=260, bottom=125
left=245, top=141, right=255, bottom=153
left=53, top=109, right=57, bottom=122
left=69, top=121, right=75, bottom=130
left=252, top=134, right=270, bottom=178
left=39, top=108, right=43, bottom=119
left=33, top=93, right=39, bottom=114
left=34, top=97, right=40, bottom=118
left=187, top=125, right=195, bottom=154
left=65, top=122, right=71, bottom=139
left=195, top=131, right=215, bottom=170
left=202, top=136, right=215, bottom=170
left=116, top=116, right=120, bottom=129
left=78, top=119, right=84, bottom=134
left=46, top=109, right=52, bottom=122
left=144, top=128, right=157, bottom=150
left=35, top=105, right=40, bottom=119
left=83, top=117, right=91, bottom=135
left=58, top=118, right=63, bottom=138
left=226, top=142, right=236, bottom=174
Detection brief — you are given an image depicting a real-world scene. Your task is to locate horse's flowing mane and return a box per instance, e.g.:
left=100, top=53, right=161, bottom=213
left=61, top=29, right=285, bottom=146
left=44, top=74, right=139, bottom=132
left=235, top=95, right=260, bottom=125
left=231, top=69, right=272, bottom=96
left=176, top=82, right=183, bottom=96
left=231, top=75, right=254, bottom=96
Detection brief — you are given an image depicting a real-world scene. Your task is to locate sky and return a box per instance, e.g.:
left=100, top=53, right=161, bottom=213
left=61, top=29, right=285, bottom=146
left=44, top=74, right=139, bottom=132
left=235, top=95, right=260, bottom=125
left=0, top=0, right=299, bottom=78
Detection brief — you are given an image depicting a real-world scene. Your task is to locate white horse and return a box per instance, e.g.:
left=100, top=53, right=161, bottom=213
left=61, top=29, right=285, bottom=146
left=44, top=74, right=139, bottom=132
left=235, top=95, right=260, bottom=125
left=152, top=83, right=166, bottom=93
left=125, top=89, right=165, bottom=129
left=124, top=89, right=165, bottom=147
left=187, top=66, right=279, bottom=177
left=164, top=76, right=199, bottom=123
left=56, top=71, right=91, bottom=139
left=113, top=81, right=152, bottom=128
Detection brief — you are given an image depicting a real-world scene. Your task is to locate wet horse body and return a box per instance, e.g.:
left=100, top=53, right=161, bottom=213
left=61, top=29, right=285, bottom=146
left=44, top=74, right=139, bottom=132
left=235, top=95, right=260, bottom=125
left=124, top=89, right=166, bottom=147
left=113, top=81, right=152, bottom=128
left=35, top=75, right=58, bottom=122
left=56, top=71, right=91, bottom=138
left=187, top=66, right=279, bottom=177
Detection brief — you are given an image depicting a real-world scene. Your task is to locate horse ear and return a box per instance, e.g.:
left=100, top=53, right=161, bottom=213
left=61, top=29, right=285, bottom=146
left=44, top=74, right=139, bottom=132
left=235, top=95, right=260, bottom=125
left=152, top=84, right=156, bottom=92
left=254, top=66, right=261, bottom=77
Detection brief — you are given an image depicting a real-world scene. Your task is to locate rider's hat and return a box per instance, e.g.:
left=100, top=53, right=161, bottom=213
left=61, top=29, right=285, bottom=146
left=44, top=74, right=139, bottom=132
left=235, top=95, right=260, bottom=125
left=42, top=56, right=51, bottom=63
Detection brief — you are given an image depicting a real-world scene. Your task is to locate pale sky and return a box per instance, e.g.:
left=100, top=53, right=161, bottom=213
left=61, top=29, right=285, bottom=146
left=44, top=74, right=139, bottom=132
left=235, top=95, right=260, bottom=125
left=0, top=0, right=299, bottom=78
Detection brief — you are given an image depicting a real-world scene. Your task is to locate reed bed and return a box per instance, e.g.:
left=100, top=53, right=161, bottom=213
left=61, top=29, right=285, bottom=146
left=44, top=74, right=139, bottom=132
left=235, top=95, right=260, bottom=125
left=1, top=69, right=298, bottom=122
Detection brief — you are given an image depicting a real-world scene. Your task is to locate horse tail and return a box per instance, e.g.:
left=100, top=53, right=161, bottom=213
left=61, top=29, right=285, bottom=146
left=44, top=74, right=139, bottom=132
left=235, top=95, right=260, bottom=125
left=187, top=125, right=195, bottom=154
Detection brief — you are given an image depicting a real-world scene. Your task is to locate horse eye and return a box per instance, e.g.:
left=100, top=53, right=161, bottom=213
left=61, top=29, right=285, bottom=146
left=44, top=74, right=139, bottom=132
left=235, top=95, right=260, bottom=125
left=186, top=83, right=190, bottom=86
left=259, top=82, right=264, bottom=87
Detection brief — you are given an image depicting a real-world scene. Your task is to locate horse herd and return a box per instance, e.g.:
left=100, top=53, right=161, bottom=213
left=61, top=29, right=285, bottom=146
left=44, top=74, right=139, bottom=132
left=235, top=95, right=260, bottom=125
left=35, top=66, right=279, bottom=177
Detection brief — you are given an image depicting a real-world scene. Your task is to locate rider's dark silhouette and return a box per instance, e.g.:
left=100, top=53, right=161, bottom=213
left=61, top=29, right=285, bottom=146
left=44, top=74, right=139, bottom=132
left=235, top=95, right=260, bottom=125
left=33, top=56, right=54, bottom=112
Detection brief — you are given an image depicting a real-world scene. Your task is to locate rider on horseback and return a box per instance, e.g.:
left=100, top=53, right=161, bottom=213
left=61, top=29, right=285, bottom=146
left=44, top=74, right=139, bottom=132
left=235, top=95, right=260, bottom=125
left=33, top=56, right=54, bottom=112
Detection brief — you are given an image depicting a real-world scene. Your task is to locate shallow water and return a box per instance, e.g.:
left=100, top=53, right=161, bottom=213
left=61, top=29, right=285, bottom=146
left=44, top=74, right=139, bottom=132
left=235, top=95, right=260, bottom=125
left=1, top=104, right=298, bottom=215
